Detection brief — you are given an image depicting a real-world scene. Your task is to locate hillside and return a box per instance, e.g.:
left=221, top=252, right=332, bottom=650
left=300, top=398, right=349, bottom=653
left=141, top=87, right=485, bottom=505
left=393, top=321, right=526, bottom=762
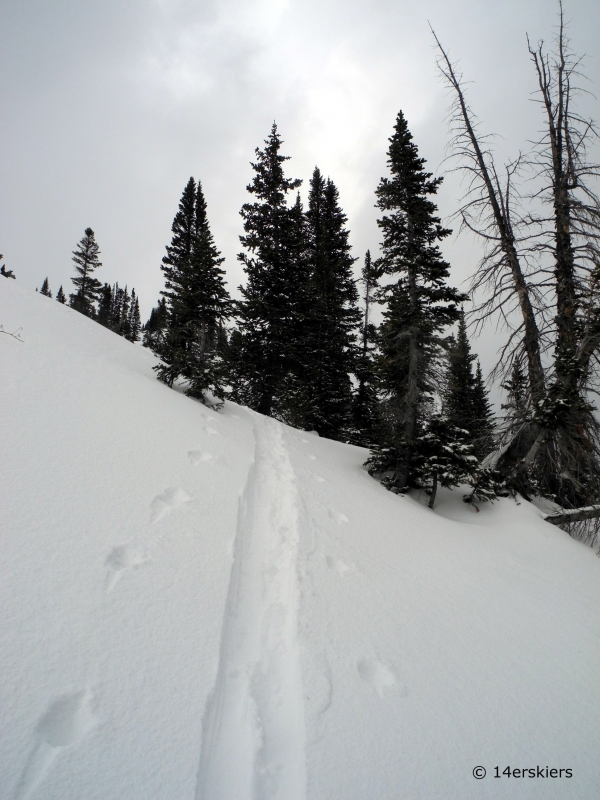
left=1, top=278, right=599, bottom=799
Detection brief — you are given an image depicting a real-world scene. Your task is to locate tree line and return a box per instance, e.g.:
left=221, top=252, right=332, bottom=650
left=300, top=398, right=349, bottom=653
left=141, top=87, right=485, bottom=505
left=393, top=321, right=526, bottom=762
left=36, top=4, right=600, bottom=520
left=38, top=228, right=141, bottom=343
left=142, top=118, right=494, bottom=509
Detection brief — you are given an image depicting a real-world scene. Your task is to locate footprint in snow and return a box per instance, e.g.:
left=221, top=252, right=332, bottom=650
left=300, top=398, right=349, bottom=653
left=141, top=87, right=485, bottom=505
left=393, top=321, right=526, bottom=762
left=15, top=690, right=96, bottom=799
left=308, top=454, right=317, bottom=461
left=188, top=449, right=213, bottom=466
left=326, top=555, right=353, bottom=576
left=37, top=690, right=96, bottom=746
left=329, top=509, right=349, bottom=525
left=205, top=426, right=220, bottom=436
left=312, top=474, right=325, bottom=483
left=150, top=486, right=191, bottom=524
left=104, top=545, right=148, bottom=592
left=357, top=658, right=402, bottom=699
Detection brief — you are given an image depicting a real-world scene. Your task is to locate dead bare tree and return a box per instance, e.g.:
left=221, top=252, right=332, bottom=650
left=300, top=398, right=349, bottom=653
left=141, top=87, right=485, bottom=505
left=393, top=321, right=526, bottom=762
left=432, top=31, right=546, bottom=405
left=431, top=28, right=547, bottom=491
left=432, top=6, right=600, bottom=513
left=524, top=3, right=600, bottom=507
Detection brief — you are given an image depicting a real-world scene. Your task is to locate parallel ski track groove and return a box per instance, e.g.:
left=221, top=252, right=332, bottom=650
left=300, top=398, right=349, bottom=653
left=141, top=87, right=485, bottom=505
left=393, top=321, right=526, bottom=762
left=196, top=416, right=306, bottom=800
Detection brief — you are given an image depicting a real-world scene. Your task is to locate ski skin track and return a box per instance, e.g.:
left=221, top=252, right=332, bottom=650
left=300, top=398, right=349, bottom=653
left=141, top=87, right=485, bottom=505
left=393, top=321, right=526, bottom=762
left=196, top=414, right=307, bottom=800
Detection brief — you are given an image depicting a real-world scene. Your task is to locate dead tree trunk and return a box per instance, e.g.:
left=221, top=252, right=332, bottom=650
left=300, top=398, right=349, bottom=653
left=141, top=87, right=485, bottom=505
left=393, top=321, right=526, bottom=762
left=544, top=505, right=600, bottom=525
left=529, top=5, right=579, bottom=391
left=432, top=30, right=546, bottom=409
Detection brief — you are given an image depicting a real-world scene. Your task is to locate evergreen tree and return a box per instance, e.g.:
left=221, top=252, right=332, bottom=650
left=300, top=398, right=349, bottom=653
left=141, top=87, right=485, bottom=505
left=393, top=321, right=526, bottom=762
left=234, top=123, right=307, bottom=416
left=270, top=192, right=314, bottom=426
left=156, top=177, right=197, bottom=384
left=97, top=283, right=113, bottom=327
left=445, top=311, right=495, bottom=459
left=40, top=277, right=52, bottom=298
left=412, top=417, right=478, bottom=508
left=299, top=168, right=361, bottom=439
left=351, top=251, right=380, bottom=447
left=367, top=111, right=466, bottom=491
left=142, top=298, right=168, bottom=350
left=69, top=227, right=102, bottom=317
left=56, top=285, right=67, bottom=304
left=446, top=311, right=476, bottom=426
left=113, top=284, right=131, bottom=338
left=501, top=361, right=528, bottom=417
left=127, top=290, right=141, bottom=343
left=97, top=282, right=141, bottom=342
left=183, top=182, right=231, bottom=403
left=471, top=361, right=495, bottom=458
left=155, top=178, right=230, bottom=403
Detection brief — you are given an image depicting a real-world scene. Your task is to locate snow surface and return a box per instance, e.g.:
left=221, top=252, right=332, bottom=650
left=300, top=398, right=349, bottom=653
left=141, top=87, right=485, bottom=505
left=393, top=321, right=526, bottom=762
left=1, top=278, right=599, bottom=799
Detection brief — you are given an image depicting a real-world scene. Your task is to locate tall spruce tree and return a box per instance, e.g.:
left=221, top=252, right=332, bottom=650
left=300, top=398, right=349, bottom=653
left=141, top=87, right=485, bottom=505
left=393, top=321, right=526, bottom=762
left=142, top=297, right=168, bottom=351
left=412, top=417, right=478, bottom=508
left=127, top=290, right=141, bottom=343
left=301, top=168, right=361, bottom=439
left=97, top=282, right=130, bottom=335
left=367, top=111, right=466, bottom=491
left=69, top=227, right=102, bottom=317
left=98, top=282, right=141, bottom=343
left=184, top=182, right=230, bottom=402
left=234, top=123, right=307, bottom=416
left=114, top=285, right=132, bottom=338
left=472, top=361, right=495, bottom=458
left=156, top=178, right=230, bottom=404
left=502, top=362, right=528, bottom=417
left=446, top=311, right=476, bottom=428
left=351, top=251, right=380, bottom=447
left=40, top=277, right=52, bottom=297
left=97, top=283, right=113, bottom=327
left=445, top=311, right=495, bottom=459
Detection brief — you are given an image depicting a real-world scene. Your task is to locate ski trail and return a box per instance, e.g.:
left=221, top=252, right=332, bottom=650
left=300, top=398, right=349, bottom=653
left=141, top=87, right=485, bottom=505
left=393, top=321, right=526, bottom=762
left=196, top=416, right=306, bottom=800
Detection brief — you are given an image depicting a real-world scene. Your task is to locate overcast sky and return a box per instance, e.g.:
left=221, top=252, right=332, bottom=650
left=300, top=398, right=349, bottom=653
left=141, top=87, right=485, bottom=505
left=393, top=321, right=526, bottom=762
left=2, top=0, right=599, bottom=384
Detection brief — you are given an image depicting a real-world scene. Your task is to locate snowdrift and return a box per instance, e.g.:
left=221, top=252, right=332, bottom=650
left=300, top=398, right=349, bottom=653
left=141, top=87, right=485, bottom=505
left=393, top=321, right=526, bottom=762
left=1, top=279, right=599, bottom=799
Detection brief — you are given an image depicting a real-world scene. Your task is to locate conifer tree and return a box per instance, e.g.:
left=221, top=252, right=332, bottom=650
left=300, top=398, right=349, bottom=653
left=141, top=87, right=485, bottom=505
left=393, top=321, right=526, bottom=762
left=367, top=111, right=466, bottom=491
left=56, top=285, right=66, bottom=304
left=69, top=227, right=102, bottom=317
left=142, top=297, right=168, bottom=350
left=446, top=311, right=476, bottom=427
left=351, top=251, right=380, bottom=447
left=445, top=311, right=494, bottom=459
left=155, top=178, right=230, bottom=403
left=156, top=177, right=197, bottom=384
left=127, top=290, right=141, bottom=342
left=412, top=417, right=478, bottom=508
left=97, top=283, right=113, bottom=328
left=234, top=123, right=307, bottom=416
left=40, top=277, right=52, bottom=298
left=471, top=361, right=495, bottom=458
left=97, top=282, right=140, bottom=342
left=300, top=168, right=361, bottom=439
left=183, top=182, right=230, bottom=402
left=502, top=362, right=528, bottom=417
left=268, top=191, right=314, bottom=425
left=113, top=285, right=131, bottom=338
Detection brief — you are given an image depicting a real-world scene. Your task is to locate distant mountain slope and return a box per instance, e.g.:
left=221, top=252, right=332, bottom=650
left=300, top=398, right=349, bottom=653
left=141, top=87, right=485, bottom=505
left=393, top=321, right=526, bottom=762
left=1, top=279, right=599, bottom=799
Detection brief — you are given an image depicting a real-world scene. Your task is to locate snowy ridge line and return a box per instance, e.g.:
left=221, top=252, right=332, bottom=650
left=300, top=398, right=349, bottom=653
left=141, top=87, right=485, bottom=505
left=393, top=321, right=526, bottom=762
left=196, top=416, right=307, bottom=800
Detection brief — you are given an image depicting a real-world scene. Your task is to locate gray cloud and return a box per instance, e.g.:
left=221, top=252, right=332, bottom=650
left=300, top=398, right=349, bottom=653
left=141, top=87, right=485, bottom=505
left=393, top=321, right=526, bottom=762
left=1, top=0, right=599, bottom=394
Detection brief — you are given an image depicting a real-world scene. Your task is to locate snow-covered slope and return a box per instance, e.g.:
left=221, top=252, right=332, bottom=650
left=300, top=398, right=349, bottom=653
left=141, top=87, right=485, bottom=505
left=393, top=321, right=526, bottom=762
left=1, top=279, right=599, bottom=800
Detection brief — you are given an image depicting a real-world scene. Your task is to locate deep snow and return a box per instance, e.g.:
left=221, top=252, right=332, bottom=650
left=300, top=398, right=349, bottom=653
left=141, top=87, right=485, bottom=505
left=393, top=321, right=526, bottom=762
left=1, top=279, right=599, bottom=799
